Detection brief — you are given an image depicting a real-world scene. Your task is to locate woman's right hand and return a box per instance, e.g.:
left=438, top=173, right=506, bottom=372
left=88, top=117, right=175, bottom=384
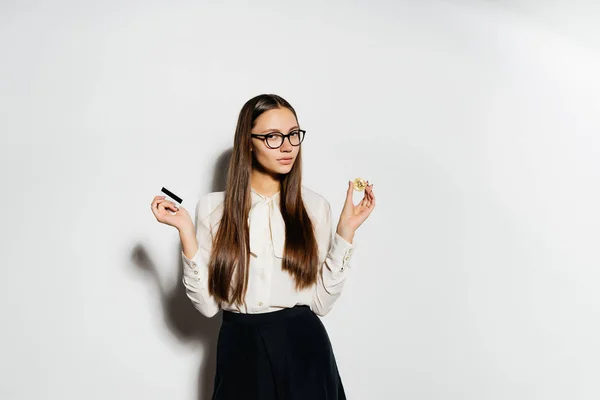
left=151, top=196, right=194, bottom=234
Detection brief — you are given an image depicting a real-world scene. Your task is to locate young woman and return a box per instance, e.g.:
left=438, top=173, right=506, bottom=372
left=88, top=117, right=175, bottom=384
left=151, top=94, right=376, bottom=399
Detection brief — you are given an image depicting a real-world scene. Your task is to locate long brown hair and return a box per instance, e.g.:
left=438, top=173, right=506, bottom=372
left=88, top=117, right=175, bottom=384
left=207, top=94, right=320, bottom=308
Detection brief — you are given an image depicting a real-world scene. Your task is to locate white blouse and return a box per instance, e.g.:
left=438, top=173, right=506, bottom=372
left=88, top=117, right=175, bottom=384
left=181, top=185, right=356, bottom=317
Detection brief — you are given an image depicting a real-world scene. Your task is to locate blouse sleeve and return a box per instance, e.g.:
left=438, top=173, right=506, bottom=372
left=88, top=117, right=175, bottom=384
left=310, top=199, right=356, bottom=316
left=181, top=195, right=221, bottom=318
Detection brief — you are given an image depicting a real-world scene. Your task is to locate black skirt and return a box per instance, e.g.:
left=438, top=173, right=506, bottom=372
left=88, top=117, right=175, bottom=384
left=212, top=305, right=346, bottom=400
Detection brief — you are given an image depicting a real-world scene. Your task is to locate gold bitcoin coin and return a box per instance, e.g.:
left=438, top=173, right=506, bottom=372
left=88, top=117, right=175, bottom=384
left=353, top=178, right=368, bottom=191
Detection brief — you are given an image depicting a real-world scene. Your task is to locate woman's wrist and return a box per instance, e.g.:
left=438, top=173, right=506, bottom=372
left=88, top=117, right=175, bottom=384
left=178, top=223, right=195, bottom=240
left=335, top=226, right=355, bottom=244
left=179, top=225, right=198, bottom=259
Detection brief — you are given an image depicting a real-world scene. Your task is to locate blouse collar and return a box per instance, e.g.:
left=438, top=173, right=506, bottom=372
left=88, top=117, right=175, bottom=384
left=251, top=187, right=280, bottom=201
left=248, top=187, right=284, bottom=259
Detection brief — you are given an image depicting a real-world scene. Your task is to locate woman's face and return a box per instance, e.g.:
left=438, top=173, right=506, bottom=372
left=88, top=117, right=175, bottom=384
left=251, top=107, right=300, bottom=175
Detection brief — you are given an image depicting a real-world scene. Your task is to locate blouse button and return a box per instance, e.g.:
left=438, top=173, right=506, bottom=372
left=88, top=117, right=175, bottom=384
left=258, top=302, right=263, bottom=306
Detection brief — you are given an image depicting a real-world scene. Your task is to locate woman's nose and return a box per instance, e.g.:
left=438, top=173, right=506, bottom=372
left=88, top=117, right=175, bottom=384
left=280, top=139, right=293, bottom=151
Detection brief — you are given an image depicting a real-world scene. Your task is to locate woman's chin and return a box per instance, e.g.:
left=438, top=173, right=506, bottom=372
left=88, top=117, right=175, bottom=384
left=271, top=165, right=293, bottom=176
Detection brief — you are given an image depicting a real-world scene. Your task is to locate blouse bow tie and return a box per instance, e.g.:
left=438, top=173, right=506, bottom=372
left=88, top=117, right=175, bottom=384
left=248, top=194, right=285, bottom=259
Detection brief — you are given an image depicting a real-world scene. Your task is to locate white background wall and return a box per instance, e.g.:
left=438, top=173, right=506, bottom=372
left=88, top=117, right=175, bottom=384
left=1, top=1, right=599, bottom=399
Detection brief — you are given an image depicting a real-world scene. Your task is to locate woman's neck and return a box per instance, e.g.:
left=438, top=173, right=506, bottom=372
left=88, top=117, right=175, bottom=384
left=250, top=172, right=280, bottom=198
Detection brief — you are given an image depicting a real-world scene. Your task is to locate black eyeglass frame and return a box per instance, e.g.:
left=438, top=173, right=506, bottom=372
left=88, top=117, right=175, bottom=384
left=250, top=129, right=306, bottom=149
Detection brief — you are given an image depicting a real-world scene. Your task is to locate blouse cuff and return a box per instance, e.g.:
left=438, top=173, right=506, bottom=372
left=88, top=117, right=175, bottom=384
left=181, top=249, right=206, bottom=286
left=329, top=232, right=355, bottom=271
left=182, top=248, right=200, bottom=268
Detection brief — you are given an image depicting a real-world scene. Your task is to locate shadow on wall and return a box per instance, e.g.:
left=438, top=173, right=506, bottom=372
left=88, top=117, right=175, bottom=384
left=132, top=149, right=233, bottom=400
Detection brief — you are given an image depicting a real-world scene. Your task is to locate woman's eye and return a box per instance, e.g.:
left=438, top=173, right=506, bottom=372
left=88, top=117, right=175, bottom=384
left=267, top=134, right=278, bottom=139
left=290, top=131, right=298, bottom=137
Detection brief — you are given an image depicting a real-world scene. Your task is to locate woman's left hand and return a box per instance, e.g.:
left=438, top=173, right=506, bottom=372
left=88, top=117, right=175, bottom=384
left=336, top=180, right=376, bottom=243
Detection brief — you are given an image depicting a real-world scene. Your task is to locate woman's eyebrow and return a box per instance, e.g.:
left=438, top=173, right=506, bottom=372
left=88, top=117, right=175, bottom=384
left=260, top=125, right=299, bottom=133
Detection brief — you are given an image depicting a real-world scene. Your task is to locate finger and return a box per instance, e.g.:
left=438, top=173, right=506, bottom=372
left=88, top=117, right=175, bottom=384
left=345, top=181, right=354, bottom=207
left=159, top=199, right=179, bottom=212
left=360, top=199, right=375, bottom=216
left=362, top=184, right=373, bottom=201
left=151, top=200, right=164, bottom=216
left=155, top=200, right=170, bottom=214
left=367, top=185, right=374, bottom=199
left=154, top=198, right=167, bottom=209
left=363, top=187, right=371, bottom=201
left=151, top=196, right=166, bottom=208
left=151, top=196, right=166, bottom=206
left=360, top=188, right=371, bottom=203
left=151, top=199, right=168, bottom=219
left=364, top=197, right=372, bottom=210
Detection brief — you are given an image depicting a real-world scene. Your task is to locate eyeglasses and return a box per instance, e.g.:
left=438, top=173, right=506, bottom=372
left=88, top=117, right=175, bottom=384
left=250, top=129, right=306, bottom=149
